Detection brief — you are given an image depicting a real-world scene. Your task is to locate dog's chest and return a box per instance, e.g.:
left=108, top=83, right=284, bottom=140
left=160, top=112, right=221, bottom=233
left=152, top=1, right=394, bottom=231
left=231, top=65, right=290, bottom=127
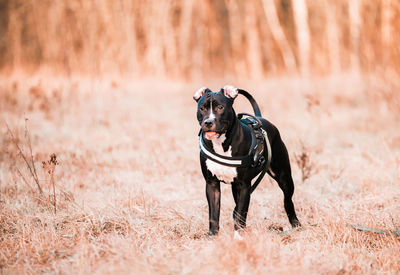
left=206, top=137, right=237, bottom=184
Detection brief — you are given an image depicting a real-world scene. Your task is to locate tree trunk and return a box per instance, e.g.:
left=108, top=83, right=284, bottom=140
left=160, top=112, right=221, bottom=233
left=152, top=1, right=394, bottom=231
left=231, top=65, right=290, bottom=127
left=348, top=0, right=361, bottom=72
left=261, top=0, right=297, bottom=73
left=381, top=0, right=392, bottom=67
left=292, top=0, right=310, bottom=76
left=325, top=0, right=340, bottom=73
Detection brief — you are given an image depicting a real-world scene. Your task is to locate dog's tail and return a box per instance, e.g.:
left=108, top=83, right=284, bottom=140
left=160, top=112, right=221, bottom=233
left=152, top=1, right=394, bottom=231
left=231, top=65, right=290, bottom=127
left=238, top=89, right=262, bottom=117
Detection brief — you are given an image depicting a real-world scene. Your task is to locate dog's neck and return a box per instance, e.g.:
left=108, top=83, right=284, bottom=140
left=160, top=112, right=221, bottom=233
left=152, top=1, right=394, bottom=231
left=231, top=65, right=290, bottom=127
left=212, top=115, right=252, bottom=157
left=222, top=115, right=240, bottom=150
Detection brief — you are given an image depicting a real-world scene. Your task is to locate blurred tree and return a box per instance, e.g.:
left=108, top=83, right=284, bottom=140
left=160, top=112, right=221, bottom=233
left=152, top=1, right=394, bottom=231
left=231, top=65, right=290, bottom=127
left=0, top=0, right=9, bottom=69
left=0, top=0, right=399, bottom=79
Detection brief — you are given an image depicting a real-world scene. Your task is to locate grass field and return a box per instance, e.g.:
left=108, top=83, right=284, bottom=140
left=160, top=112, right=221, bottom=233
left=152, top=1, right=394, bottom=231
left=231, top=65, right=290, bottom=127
left=0, top=74, right=399, bottom=274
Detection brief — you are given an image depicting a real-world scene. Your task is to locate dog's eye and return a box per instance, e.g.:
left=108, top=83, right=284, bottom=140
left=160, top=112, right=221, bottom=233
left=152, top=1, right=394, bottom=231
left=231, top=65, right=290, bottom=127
left=217, top=105, right=224, bottom=110
left=199, top=106, right=206, bottom=112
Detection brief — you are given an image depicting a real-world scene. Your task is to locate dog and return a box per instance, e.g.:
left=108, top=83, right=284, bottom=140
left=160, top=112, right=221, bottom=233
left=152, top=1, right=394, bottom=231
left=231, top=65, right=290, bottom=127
left=193, top=85, right=301, bottom=238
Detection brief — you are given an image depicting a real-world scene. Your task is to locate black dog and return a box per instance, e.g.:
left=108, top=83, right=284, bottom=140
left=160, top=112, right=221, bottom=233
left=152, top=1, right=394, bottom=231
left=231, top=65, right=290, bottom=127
left=193, top=85, right=300, bottom=238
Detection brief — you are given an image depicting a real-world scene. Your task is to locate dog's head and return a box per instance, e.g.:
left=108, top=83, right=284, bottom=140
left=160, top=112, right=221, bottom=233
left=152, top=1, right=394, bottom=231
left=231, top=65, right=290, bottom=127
left=193, top=85, right=239, bottom=140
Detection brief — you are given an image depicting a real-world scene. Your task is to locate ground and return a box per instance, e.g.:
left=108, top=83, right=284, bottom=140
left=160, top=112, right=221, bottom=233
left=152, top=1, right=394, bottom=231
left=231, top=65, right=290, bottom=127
left=0, top=74, right=399, bottom=274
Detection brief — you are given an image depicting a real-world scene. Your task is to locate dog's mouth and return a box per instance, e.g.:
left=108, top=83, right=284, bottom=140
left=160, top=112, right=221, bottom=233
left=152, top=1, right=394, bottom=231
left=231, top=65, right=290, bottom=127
left=202, top=123, right=229, bottom=140
left=204, top=131, right=220, bottom=140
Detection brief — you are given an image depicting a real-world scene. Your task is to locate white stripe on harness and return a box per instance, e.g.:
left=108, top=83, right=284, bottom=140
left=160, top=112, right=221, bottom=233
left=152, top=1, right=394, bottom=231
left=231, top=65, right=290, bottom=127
left=199, top=138, right=242, bottom=166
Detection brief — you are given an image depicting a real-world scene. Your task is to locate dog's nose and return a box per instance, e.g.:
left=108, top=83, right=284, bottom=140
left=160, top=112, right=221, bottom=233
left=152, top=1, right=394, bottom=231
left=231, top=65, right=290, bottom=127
left=204, top=118, right=214, bottom=128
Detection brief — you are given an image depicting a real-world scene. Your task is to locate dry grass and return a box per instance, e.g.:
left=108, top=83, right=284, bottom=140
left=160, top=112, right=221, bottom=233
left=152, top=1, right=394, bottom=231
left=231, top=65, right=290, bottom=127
left=0, top=74, right=400, bottom=274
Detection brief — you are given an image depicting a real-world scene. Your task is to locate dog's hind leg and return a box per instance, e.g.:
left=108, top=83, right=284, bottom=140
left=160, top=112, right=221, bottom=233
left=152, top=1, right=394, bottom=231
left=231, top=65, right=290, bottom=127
left=270, top=140, right=301, bottom=228
left=276, top=170, right=301, bottom=227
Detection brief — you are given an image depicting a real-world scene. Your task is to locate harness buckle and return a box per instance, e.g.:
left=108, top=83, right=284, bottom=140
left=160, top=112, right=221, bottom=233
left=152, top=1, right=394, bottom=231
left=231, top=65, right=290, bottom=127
left=240, top=116, right=261, bottom=130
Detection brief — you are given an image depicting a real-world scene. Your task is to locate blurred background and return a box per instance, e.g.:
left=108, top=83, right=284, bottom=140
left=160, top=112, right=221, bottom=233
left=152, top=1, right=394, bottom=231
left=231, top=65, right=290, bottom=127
left=0, top=0, right=399, bottom=81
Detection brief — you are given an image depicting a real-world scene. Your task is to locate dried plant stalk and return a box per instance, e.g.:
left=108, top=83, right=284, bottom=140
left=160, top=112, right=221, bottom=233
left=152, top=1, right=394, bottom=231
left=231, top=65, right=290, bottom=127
left=294, top=141, right=316, bottom=183
left=43, top=154, right=58, bottom=214
left=5, top=122, right=42, bottom=194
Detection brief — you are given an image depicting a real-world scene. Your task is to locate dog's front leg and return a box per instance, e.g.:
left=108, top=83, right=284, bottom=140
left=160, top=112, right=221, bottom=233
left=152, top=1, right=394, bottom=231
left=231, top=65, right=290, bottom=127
left=232, top=180, right=251, bottom=231
left=206, top=180, right=221, bottom=235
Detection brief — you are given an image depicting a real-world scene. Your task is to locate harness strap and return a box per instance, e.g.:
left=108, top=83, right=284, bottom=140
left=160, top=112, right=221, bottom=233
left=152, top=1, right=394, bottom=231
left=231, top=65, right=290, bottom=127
left=199, top=139, right=242, bottom=166
left=199, top=128, right=257, bottom=168
left=262, top=128, right=272, bottom=169
left=250, top=128, right=272, bottom=194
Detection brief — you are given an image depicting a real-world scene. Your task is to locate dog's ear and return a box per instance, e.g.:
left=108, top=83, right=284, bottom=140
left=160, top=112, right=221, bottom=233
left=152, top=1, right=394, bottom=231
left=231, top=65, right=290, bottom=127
left=223, top=85, right=238, bottom=99
left=193, top=87, right=207, bottom=102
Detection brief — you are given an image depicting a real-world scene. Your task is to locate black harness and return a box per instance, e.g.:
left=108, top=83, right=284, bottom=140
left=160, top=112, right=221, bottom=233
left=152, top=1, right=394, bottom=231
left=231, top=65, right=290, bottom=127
left=199, top=113, right=273, bottom=193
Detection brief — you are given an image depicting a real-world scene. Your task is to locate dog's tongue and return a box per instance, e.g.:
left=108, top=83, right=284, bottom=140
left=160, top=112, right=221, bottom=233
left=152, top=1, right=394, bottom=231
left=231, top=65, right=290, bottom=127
left=205, top=131, right=218, bottom=139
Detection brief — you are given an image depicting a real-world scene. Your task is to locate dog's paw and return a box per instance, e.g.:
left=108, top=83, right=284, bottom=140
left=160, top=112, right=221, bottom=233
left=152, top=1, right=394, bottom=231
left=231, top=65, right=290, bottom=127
left=223, top=85, right=238, bottom=99
left=233, top=230, right=244, bottom=241
left=291, top=219, right=302, bottom=228
left=193, top=87, right=207, bottom=101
